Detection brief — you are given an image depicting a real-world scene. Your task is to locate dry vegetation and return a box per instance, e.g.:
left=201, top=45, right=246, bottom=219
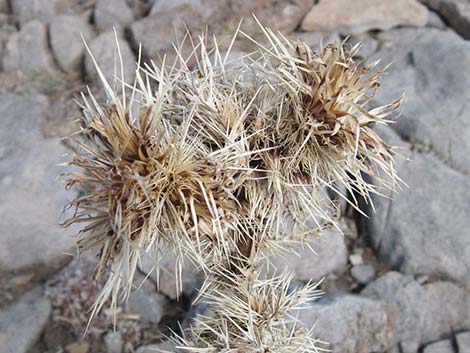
left=63, top=21, right=402, bottom=352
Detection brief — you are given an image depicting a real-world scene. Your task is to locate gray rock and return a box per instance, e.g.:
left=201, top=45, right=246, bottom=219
left=150, top=0, right=202, bottom=15
left=139, top=247, right=201, bottom=299
left=350, top=264, right=376, bottom=285
left=420, top=0, right=470, bottom=38
left=0, top=291, right=51, bottom=353
left=293, top=32, right=341, bottom=49
left=126, top=290, right=167, bottom=324
left=456, top=332, right=470, bottom=353
left=268, top=228, right=347, bottom=281
left=0, top=24, right=15, bottom=69
left=85, top=31, right=135, bottom=88
left=136, top=341, right=176, bottom=353
left=298, top=294, right=395, bottom=353
left=372, top=28, right=470, bottom=175
left=0, top=94, right=75, bottom=286
left=423, top=340, right=454, bottom=353
left=104, top=331, right=123, bottom=353
left=302, top=0, right=428, bottom=34
left=94, top=0, right=134, bottom=31
left=367, top=133, right=470, bottom=284
left=347, top=33, right=379, bottom=58
left=50, top=14, right=94, bottom=72
left=426, top=10, right=447, bottom=29
left=363, top=272, right=470, bottom=345
left=400, top=339, right=420, bottom=353
left=2, top=20, right=55, bottom=71
left=11, top=0, right=66, bottom=26
left=129, top=4, right=205, bottom=65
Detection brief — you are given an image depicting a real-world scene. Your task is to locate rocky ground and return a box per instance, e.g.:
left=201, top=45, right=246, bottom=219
left=0, top=0, right=469, bottom=352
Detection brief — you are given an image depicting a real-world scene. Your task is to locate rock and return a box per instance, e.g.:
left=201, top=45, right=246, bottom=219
left=0, top=94, right=75, bottom=288
left=85, top=31, right=135, bottom=87
left=136, top=341, right=176, bottom=353
left=420, top=0, right=470, bottom=38
left=292, top=32, right=341, bottom=49
left=126, top=290, right=167, bottom=324
left=139, top=248, right=201, bottom=299
left=50, top=14, right=94, bottom=72
left=150, top=0, right=202, bottom=15
left=347, top=33, right=379, bottom=58
left=94, top=0, right=134, bottom=31
left=400, top=340, right=420, bottom=353
left=367, top=130, right=470, bottom=284
left=302, top=0, right=428, bottom=34
left=130, top=1, right=313, bottom=64
left=349, top=253, right=363, bottom=266
left=228, top=0, right=314, bottom=35
left=426, top=10, right=447, bottom=29
left=268, top=228, right=347, bottom=281
left=129, top=4, right=206, bottom=65
left=2, top=20, right=55, bottom=71
left=372, top=28, right=470, bottom=174
left=456, top=332, right=470, bottom=353
left=363, top=272, right=470, bottom=345
left=0, top=24, right=15, bottom=69
left=0, top=0, right=8, bottom=13
left=423, top=340, right=454, bottom=353
left=65, top=342, right=90, bottom=353
left=0, top=291, right=52, bottom=353
left=11, top=0, right=66, bottom=26
left=298, top=294, right=395, bottom=353
left=350, top=265, right=376, bottom=285
left=104, top=331, right=123, bottom=353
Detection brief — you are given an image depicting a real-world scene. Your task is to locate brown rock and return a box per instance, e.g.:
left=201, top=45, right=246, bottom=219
left=302, top=0, right=428, bottom=34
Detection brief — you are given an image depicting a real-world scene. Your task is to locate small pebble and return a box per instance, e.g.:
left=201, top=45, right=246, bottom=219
left=350, top=264, right=375, bottom=285
left=349, top=253, right=363, bottom=266
left=104, top=331, right=123, bottom=353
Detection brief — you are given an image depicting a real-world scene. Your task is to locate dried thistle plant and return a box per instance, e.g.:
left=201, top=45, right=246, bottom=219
left=63, top=21, right=402, bottom=352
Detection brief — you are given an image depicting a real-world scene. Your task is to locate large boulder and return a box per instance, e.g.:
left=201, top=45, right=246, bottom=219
left=0, top=94, right=75, bottom=290
left=363, top=272, right=470, bottom=346
left=372, top=28, right=470, bottom=175
left=0, top=290, right=51, bottom=353
left=302, top=0, right=428, bottom=34
left=2, top=20, right=55, bottom=72
left=420, top=0, right=470, bottom=39
left=298, top=294, right=395, bottom=353
left=367, top=127, right=470, bottom=284
left=49, top=14, right=94, bottom=73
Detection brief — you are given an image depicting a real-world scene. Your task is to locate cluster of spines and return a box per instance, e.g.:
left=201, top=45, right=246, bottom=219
left=64, top=23, right=402, bottom=352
